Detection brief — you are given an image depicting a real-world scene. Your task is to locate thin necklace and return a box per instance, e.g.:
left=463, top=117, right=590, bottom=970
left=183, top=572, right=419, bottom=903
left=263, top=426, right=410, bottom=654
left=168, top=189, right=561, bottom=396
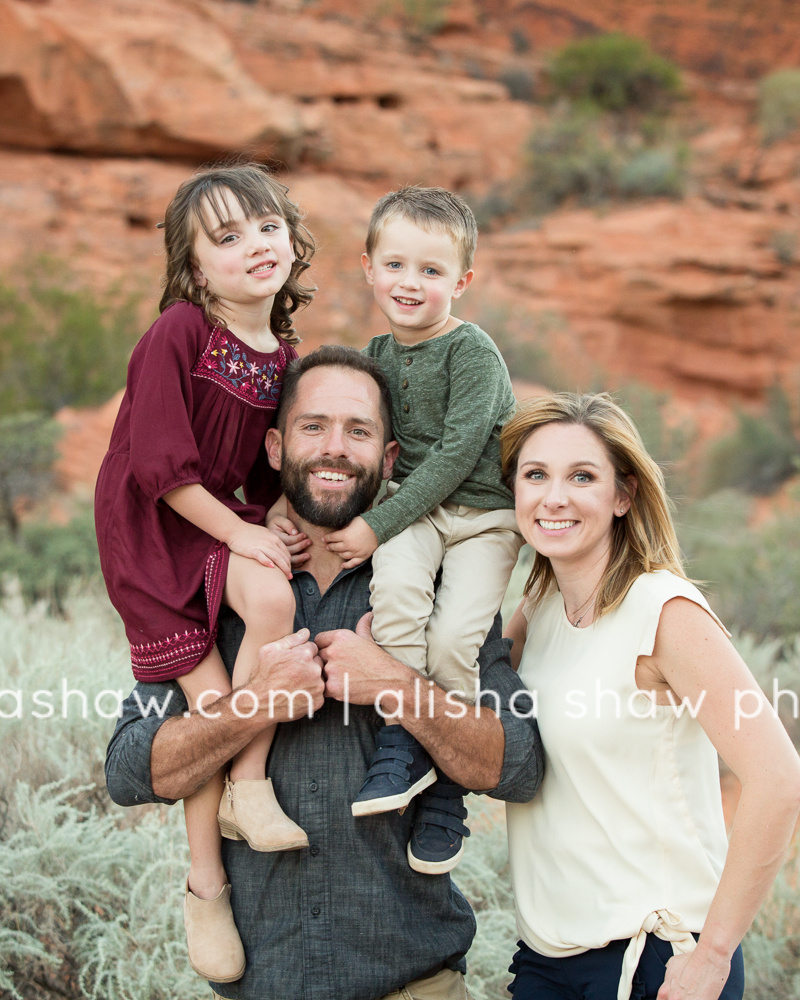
left=566, top=589, right=597, bottom=628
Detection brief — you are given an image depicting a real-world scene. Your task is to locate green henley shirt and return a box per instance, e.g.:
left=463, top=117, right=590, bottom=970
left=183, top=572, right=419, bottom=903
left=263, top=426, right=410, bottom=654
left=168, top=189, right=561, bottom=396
left=361, top=322, right=516, bottom=545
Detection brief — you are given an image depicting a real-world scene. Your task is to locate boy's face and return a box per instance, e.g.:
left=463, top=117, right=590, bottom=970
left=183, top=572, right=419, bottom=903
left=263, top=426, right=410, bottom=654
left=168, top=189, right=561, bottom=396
left=361, top=215, right=474, bottom=343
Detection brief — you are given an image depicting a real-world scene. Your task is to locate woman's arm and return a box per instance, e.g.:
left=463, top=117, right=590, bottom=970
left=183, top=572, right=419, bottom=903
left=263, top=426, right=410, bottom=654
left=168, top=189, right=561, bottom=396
left=641, top=597, right=800, bottom=1000
left=503, top=598, right=528, bottom=671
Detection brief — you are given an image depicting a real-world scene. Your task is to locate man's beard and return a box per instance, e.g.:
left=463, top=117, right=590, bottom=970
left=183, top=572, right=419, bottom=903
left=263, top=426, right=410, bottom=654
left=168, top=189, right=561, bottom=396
left=280, top=456, right=383, bottom=530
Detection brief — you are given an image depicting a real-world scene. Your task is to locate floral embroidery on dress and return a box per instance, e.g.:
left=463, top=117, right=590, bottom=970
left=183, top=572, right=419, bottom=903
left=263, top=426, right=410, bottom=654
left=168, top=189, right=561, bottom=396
left=190, top=327, right=287, bottom=408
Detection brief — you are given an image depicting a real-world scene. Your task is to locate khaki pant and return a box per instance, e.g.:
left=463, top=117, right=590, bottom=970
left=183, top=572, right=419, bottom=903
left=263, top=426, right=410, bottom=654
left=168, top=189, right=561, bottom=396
left=213, top=968, right=472, bottom=1000
left=376, top=966, right=473, bottom=999
left=370, top=494, right=522, bottom=698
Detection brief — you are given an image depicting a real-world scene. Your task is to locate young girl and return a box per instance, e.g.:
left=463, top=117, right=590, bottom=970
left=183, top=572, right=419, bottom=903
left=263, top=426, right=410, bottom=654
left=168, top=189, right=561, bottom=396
left=94, top=162, right=315, bottom=984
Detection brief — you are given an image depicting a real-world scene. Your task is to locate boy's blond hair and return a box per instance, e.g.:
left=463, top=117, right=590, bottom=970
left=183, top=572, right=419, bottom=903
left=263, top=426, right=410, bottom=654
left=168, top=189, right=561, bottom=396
left=365, top=186, right=478, bottom=274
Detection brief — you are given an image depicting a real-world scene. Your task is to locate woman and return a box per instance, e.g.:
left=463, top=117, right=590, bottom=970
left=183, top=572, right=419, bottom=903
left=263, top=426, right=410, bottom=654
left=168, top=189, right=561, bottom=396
left=500, top=392, right=800, bottom=1000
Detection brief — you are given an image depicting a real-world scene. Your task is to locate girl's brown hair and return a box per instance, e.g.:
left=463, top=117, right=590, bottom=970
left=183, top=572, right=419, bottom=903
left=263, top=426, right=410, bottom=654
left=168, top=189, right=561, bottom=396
left=500, top=392, right=687, bottom=620
left=159, top=162, right=315, bottom=345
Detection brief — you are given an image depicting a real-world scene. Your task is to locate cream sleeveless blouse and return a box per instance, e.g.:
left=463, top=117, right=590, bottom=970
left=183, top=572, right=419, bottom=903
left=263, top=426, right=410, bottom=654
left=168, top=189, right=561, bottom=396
left=506, top=571, right=731, bottom=1000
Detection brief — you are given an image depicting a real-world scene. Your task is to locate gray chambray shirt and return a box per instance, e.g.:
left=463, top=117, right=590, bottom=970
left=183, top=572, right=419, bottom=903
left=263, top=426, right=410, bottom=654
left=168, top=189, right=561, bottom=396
left=104, top=561, right=543, bottom=1000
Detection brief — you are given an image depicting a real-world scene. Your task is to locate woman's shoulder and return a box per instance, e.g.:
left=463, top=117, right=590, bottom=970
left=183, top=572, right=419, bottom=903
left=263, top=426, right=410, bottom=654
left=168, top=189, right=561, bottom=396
left=625, top=570, right=729, bottom=656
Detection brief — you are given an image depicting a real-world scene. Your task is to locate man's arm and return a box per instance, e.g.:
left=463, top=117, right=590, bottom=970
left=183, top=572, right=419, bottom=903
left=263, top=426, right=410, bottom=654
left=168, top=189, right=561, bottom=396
left=316, top=613, right=543, bottom=801
left=105, top=628, right=325, bottom=805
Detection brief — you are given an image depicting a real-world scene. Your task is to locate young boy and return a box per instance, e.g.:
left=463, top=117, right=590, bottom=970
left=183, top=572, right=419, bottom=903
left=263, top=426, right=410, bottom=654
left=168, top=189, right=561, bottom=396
left=323, top=186, right=523, bottom=873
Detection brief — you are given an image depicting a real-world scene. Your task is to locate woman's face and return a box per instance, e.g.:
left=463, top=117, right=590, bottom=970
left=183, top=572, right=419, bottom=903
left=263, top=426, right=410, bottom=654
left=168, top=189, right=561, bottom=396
left=513, top=422, right=631, bottom=573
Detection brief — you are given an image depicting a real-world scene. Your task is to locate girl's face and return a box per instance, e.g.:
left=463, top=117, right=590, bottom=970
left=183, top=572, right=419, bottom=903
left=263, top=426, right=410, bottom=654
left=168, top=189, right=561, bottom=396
left=513, top=422, right=631, bottom=574
left=191, top=187, right=294, bottom=319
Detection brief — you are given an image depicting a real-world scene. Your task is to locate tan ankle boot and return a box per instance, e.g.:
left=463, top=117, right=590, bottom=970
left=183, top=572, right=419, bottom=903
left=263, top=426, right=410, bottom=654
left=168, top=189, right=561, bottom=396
left=217, top=777, right=309, bottom=852
left=184, top=882, right=246, bottom=983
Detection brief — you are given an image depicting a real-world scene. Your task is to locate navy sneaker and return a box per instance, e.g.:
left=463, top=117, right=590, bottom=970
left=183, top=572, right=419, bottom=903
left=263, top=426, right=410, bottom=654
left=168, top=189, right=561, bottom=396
left=351, top=725, right=436, bottom=817
left=407, top=774, right=470, bottom=874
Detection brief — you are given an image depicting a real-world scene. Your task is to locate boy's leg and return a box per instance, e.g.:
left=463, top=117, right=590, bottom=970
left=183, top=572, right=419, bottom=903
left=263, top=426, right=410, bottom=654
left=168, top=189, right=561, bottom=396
left=369, top=512, right=446, bottom=675
left=424, top=507, right=523, bottom=699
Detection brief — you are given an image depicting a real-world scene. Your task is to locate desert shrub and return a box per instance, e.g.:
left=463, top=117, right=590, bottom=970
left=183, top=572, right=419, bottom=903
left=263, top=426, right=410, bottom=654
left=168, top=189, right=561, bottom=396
left=742, top=847, right=800, bottom=999
left=499, top=66, right=537, bottom=102
left=0, top=263, right=140, bottom=417
left=758, top=68, right=800, bottom=145
left=679, top=489, right=800, bottom=640
left=526, top=114, right=688, bottom=210
left=549, top=34, right=681, bottom=114
left=527, top=112, right=621, bottom=210
left=703, top=387, right=800, bottom=496
left=770, top=229, right=798, bottom=266
left=617, top=145, right=688, bottom=198
left=0, top=507, right=101, bottom=614
left=392, top=0, right=450, bottom=38
left=0, top=412, right=61, bottom=541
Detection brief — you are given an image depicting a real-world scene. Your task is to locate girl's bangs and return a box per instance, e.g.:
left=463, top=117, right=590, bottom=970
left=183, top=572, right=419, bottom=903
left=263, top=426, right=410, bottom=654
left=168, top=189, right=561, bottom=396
left=191, top=176, right=287, bottom=242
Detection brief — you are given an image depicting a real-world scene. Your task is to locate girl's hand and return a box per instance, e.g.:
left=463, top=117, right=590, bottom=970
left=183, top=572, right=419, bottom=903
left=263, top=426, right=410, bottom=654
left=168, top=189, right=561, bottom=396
left=323, top=517, right=379, bottom=570
left=227, top=522, right=293, bottom=579
left=269, top=514, right=311, bottom=569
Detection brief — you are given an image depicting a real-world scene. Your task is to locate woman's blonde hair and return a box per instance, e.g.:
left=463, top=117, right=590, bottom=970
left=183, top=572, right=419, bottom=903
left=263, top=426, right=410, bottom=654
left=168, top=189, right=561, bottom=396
left=158, top=162, right=316, bottom=345
left=500, top=392, right=687, bottom=620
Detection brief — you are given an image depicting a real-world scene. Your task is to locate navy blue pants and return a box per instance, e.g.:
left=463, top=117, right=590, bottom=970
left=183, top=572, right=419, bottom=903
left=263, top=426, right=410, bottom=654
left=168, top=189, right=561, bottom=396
left=508, top=936, right=745, bottom=1000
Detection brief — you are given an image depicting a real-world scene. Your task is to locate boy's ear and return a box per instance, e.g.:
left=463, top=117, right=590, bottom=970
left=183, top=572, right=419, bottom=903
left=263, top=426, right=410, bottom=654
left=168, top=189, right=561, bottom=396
left=451, top=269, right=474, bottom=300
left=361, top=253, right=375, bottom=285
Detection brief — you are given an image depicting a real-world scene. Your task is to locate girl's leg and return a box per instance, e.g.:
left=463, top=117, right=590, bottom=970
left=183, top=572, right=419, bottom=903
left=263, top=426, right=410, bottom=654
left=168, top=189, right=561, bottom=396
left=222, top=553, right=296, bottom=782
left=215, top=552, right=307, bottom=852
left=177, top=651, right=245, bottom=983
left=177, top=649, right=233, bottom=899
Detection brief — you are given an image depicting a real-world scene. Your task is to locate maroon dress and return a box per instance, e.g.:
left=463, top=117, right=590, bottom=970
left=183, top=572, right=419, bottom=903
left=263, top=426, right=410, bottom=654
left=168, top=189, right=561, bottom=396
left=95, top=301, right=297, bottom=682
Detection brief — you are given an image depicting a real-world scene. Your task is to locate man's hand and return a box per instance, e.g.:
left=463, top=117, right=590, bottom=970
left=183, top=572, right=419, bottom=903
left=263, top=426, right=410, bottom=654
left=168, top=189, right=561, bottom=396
left=245, top=628, right=325, bottom=723
left=227, top=522, right=293, bottom=578
left=268, top=514, right=311, bottom=569
left=317, top=613, right=412, bottom=713
left=656, top=948, right=730, bottom=1000
left=323, top=517, right=379, bottom=569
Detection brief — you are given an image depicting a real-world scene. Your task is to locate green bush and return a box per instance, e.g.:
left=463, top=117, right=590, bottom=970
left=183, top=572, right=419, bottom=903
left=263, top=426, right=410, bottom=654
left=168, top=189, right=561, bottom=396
left=527, top=112, right=621, bottom=210
left=526, top=113, right=688, bottom=211
left=758, top=68, right=800, bottom=145
left=0, top=263, right=140, bottom=417
left=617, top=145, right=688, bottom=198
left=703, top=387, right=800, bottom=496
left=0, top=508, right=101, bottom=614
left=679, top=489, right=800, bottom=641
left=549, top=34, right=681, bottom=114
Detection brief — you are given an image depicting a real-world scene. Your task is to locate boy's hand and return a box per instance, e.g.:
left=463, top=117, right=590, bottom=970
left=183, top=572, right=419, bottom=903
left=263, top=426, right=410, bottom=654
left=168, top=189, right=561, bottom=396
left=323, top=517, right=379, bottom=569
left=268, top=514, right=311, bottom=569
left=227, top=523, right=293, bottom=579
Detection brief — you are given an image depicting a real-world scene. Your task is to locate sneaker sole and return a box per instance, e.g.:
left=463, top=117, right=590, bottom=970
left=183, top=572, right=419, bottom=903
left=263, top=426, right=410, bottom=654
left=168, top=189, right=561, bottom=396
left=351, top=767, right=437, bottom=817
left=407, top=839, right=465, bottom=874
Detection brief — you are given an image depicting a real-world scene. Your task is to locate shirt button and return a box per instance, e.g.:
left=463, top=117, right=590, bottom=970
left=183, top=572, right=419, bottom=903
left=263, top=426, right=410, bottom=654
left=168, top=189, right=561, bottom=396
left=310, top=845, right=320, bottom=856
left=305, top=586, right=314, bottom=595
left=403, top=403, right=410, bottom=413
left=309, top=781, right=318, bottom=792
left=311, top=906, right=321, bottom=917
left=405, top=357, right=412, bottom=366
left=402, top=379, right=409, bottom=389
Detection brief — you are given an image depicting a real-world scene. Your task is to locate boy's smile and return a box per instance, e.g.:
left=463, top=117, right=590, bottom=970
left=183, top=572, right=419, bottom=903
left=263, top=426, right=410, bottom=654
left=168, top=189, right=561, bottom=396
left=361, top=215, right=474, bottom=345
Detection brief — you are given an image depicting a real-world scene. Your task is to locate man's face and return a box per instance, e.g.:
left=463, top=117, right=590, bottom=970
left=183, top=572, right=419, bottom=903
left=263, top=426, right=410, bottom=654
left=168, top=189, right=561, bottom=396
left=266, top=367, right=397, bottom=530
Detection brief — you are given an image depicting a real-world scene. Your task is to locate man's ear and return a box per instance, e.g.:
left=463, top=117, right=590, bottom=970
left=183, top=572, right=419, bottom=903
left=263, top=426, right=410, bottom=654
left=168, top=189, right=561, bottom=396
left=451, top=268, right=474, bottom=300
left=265, top=427, right=283, bottom=471
left=361, top=253, right=375, bottom=286
left=382, top=440, right=400, bottom=480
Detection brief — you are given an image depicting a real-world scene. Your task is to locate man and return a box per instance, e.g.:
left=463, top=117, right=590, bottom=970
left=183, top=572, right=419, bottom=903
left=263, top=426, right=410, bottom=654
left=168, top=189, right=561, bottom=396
left=105, top=345, right=543, bottom=1000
